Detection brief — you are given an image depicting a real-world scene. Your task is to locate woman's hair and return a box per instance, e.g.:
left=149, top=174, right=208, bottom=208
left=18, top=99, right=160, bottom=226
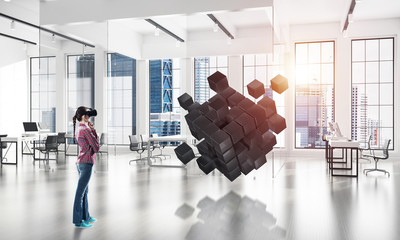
left=72, top=106, right=87, bottom=143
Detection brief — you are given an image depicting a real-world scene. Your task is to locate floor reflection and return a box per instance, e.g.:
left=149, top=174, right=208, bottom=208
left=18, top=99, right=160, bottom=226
left=177, top=191, right=286, bottom=240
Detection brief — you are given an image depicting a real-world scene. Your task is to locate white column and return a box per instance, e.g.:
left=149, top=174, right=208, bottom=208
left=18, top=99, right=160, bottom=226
left=56, top=52, right=66, bottom=132
left=94, top=47, right=106, bottom=134
left=228, top=55, right=242, bottom=93
left=136, top=59, right=149, bottom=136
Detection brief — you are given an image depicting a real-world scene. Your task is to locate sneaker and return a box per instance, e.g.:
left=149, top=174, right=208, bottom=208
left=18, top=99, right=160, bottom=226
left=84, top=217, right=97, bottom=224
left=75, top=221, right=93, bottom=228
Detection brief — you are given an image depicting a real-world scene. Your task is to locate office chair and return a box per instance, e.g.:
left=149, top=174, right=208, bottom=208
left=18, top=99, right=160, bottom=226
left=57, top=132, right=66, bottom=155
left=150, top=133, right=170, bottom=159
left=98, top=133, right=108, bottom=155
left=363, top=139, right=391, bottom=177
left=36, top=135, right=58, bottom=171
left=128, top=135, right=146, bottom=164
left=359, top=135, right=372, bottom=163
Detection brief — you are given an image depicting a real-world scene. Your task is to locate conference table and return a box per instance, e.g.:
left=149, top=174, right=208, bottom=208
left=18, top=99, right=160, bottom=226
left=327, top=139, right=360, bottom=178
left=147, top=135, right=187, bottom=168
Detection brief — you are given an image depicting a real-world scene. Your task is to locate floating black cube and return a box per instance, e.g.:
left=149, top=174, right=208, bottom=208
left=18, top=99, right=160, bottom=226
left=237, top=98, right=255, bottom=112
left=223, top=166, right=241, bottom=182
left=202, top=122, right=220, bottom=144
left=247, top=146, right=267, bottom=170
left=174, top=143, right=195, bottom=164
left=208, top=71, right=229, bottom=93
left=215, top=146, right=236, bottom=164
left=197, top=156, right=216, bottom=174
left=199, top=102, right=211, bottom=115
left=187, top=102, right=201, bottom=112
left=205, top=108, right=219, bottom=122
left=210, top=130, right=233, bottom=154
left=223, top=121, right=245, bottom=144
left=218, top=156, right=240, bottom=173
left=197, top=140, right=210, bottom=156
left=224, top=106, right=244, bottom=123
left=257, top=131, right=277, bottom=151
left=258, top=120, right=270, bottom=134
left=193, top=116, right=212, bottom=140
left=209, top=98, right=229, bottom=120
left=257, top=96, right=276, bottom=118
left=247, top=79, right=265, bottom=99
left=270, top=74, right=289, bottom=94
left=185, top=110, right=202, bottom=140
left=227, top=92, right=245, bottom=107
left=242, top=129, right=262, bottom=149
left=220, top=87, right=236, bottom=100
left=246, top=104, right=267, bottom=126
left=268, top=114, right=286, bottom=134
left=235, top=113, right=256, bottom=135
left=237, top=151, right=253, bottom=175
left=178, top=93, right=194, bottom=110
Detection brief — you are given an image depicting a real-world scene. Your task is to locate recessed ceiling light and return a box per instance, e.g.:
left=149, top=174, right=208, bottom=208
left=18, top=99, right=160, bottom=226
left=4, top=0, right=11, bottom=2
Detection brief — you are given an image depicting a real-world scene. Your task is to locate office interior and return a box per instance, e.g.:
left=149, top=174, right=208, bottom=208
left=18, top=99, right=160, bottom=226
left=0, top=0, right=399, bottom=239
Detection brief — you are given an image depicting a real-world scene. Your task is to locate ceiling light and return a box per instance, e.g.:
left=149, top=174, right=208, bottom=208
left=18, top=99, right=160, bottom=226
left=51, top=34, right=55, bottom=43
left=348, top=13, right=354, bottom=23
left=213, top=23, right=218, bottom=32
left=10, top=20, right=15, bottom=30
left=176, top=40, right=181, bottom=48
left=154, top=27, right=160, bottom=36
left=4, top=0, right=11, bottom=2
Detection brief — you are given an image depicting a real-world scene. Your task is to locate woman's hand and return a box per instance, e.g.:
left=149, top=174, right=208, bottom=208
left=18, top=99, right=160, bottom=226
left=88, top=121, right=95, bottom=131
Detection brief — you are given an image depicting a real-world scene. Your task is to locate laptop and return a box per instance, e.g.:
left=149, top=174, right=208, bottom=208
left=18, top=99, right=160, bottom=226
left=23, top=122, right=38, bottom=136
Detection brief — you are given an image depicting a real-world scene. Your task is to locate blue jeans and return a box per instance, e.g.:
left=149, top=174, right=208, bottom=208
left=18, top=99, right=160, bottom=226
left=73, top=163, right=93, bottom=224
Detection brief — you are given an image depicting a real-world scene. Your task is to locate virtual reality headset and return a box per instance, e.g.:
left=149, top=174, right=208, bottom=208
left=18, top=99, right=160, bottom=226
left=76, top=108, right=97, bottom=117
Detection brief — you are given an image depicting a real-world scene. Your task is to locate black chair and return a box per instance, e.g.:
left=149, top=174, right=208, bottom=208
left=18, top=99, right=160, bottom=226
left=359, top=135, right=372, bottom=162
left=128, top=135, right=146, bottom=164
left=363, top=139, right=391, bottom=177
left=98, top=133, right=108, bottom=155
left=36, top=135, right=58, bottom=170
left=150, top=133, right=170, bottom=159
left=140, top=134, right=158, bottom=159
left=57, top=132, right=66, bottom=154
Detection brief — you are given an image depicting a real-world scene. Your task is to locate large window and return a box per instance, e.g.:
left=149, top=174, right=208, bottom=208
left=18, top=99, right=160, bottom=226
left=149, top=59, right=181, bottom=140
left=351, top=38, right=394, bottom=149
left=67, top=54, right=95, bottom=134
left=243, top=45, right=286, bottom=147
left=194, top=56, right=228, bottom=104
left=295, top=41, right=335, bottom=148
left=30, top=57, right=56, bottom=132
left=107, top=53, right=136, bottom=145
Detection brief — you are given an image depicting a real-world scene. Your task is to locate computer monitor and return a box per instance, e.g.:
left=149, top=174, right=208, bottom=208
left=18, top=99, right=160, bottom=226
left=23, top=122, right=38, bottom=132
left=38, top=122, right=49, bottom=130
left=332, top=122, right=343, bottom=138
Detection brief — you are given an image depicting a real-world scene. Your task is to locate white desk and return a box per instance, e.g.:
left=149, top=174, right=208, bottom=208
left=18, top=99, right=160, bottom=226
left=147, top=135, right=187, bottom=168
left=0, top=137, right=18, bottom=165
left=327, top=139, right=360, bottom=177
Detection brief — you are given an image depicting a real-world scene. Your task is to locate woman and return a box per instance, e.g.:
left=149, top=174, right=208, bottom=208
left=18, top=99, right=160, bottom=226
left=72, top=106, right=100, bottom=228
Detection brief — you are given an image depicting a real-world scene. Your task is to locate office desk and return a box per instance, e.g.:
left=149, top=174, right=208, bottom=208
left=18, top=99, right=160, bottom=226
left=0, top=137, right=18, bottom=165
left=147, top=135, right=187, bottom=168
left=328, top=140, right=360, bottom=178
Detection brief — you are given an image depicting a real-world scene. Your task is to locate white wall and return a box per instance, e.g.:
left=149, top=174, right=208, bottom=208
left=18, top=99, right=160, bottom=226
left=0, top=38, right=29, bottom=136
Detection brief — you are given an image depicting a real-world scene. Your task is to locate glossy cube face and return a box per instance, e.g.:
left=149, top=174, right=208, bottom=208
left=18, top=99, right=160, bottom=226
left=270, top=74, right=289, bottom=94
left=175, top=71, right=288, bottom=181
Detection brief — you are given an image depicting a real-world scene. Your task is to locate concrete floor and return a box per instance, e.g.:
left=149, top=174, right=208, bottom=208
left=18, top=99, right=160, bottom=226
left=1, top=148, right=400, bottom=240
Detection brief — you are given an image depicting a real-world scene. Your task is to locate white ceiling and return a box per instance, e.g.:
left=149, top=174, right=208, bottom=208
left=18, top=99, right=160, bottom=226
left=113, top=8, right=272, bottom=37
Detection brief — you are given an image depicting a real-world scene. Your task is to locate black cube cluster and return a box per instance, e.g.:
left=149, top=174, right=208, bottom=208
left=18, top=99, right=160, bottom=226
left=175, top=71, right=288, bottom=181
